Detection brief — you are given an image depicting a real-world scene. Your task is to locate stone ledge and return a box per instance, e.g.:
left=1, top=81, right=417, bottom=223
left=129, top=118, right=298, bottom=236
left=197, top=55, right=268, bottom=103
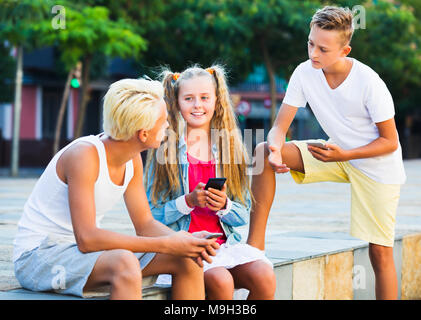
left=1, top=232, right=420, bottom=300
left=402, top=233, right=421, bottom=300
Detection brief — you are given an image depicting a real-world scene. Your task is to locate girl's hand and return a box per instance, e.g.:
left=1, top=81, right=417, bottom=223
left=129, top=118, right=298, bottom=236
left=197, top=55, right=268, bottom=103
left=206, top=184, right=227, bottom=211
left=185, top=182, right=207, bottom=208
left=308, top=143, right=350, bottom=162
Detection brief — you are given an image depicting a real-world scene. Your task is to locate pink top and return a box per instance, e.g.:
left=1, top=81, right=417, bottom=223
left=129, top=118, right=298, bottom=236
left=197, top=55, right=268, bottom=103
left=187, top=153, right=227, bottom=245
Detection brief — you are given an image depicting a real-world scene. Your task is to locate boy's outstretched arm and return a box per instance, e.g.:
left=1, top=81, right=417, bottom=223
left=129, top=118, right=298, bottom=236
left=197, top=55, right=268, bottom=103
left=308, top=118, right=399, bottom=162
left=266, top=103, right=298, bottom=173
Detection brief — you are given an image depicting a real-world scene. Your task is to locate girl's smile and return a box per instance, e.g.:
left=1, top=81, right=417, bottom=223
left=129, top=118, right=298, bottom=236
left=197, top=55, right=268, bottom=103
left=191, top=111, right=206, bottom=117
left=178, top=75, right=217, bottom=131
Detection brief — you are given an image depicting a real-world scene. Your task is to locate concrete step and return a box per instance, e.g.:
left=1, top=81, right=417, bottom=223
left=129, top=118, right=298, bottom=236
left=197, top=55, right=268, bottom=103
left=1, top=232, right=420, bottom=300
left=0, top=275, right=170, bottom=300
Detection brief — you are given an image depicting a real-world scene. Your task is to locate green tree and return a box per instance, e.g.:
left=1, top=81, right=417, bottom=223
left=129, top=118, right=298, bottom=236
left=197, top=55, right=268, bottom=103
left=37, top=3, right=148, bottom=146
left=0, top=0, right=52, bottom=176
left=240, top=0, right=321, bottom=124
left=347, top=1, right=421, bottom=115
left=130, top=0, right=253, bottom=84
left=128, top=0, right=321, bottom=125
left=0, top=42, right=15, bottom=103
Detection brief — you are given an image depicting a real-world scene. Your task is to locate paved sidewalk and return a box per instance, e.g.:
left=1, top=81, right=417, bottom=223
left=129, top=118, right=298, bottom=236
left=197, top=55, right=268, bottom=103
left=0, top=160, right=420, bottom=293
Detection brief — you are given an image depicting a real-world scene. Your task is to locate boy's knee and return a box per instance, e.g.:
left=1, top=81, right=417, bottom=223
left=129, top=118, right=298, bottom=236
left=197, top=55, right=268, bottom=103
left=205, top=268, right=234, bottom=291
left=110, top=250, right=142, bottom=281
left=254, top=142, right=269, bottom=158
left=369, top=244, right=395, bottom=271
left=173, top=256, right=202, bottom=275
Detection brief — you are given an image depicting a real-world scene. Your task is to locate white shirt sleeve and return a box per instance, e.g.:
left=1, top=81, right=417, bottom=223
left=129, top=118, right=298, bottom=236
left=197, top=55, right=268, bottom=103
left=282, top=64, right=307, bottom=108
left=175, top=195, right=195, bottom=215
left=216, top=197, right=232, bottom=217
left=366, top=75, right=395, bottom=123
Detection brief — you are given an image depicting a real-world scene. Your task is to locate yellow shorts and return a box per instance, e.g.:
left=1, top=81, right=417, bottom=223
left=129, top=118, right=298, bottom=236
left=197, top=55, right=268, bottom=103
left=290, top=140, right=401, bottom=247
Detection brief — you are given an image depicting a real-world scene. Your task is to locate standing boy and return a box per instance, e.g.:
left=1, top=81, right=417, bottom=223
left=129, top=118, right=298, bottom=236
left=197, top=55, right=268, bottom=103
left=247, top=6, right=406, bottom=299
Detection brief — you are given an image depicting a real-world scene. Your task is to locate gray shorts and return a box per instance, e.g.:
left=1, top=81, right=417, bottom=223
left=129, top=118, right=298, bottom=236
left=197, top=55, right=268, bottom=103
left=14, top=235, right=156, bottom=298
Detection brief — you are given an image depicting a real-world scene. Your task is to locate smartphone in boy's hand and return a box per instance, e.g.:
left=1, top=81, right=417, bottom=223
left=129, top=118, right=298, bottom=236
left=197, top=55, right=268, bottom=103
left=205, top=232, right=223, bottom=239
left=307, top=141, right=329, bottom=150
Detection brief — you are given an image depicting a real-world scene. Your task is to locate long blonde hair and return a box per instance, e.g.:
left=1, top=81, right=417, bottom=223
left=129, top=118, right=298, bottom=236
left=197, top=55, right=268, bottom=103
left=145, top=64, right=252, bottom=207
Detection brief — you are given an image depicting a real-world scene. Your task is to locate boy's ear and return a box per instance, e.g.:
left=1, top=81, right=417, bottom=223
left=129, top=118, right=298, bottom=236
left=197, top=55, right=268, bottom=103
left=342, top=45, right=352, bottom=57
left=137, top=129, right=149, bottom=143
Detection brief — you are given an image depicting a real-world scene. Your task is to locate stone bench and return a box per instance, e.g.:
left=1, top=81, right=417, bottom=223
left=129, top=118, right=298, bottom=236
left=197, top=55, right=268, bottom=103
left=1, top=231, right=420, bottom=300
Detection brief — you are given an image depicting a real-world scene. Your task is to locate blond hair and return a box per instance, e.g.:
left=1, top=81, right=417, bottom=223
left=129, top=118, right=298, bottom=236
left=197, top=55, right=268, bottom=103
left=145, top=64, right=252, bottom=206
left=310, top=6, right=354, bottom=46
left=102, top=78, right=164, bottom=141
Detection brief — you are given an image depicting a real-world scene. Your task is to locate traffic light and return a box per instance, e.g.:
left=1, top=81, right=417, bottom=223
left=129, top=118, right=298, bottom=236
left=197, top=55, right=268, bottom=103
left=70, top=77, right=80, bottom=88
left=71, top=61, right=82, bottom=89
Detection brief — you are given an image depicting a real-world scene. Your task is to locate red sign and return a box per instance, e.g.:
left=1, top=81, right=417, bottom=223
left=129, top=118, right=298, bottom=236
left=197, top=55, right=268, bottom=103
left=264, top=97, right=271, bottom=109
left=236, top=100, right=252, bottom=116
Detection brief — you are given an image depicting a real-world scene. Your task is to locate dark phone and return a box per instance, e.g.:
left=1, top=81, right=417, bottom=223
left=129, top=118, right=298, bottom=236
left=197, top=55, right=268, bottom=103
left=204, top=178, right=227, bottom=190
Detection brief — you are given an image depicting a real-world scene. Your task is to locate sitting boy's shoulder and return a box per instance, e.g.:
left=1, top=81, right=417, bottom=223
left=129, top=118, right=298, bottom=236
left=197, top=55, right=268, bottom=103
left=65, top=141, right=98, bottom=160
left=60, top=141, right=99, bottom=173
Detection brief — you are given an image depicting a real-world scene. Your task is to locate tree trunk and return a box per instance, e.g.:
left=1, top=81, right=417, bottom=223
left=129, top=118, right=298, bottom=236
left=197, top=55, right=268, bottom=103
left=260, top=38, right=278, bottom=126
left=10, top=45, right=23, bottom=177
left=74, top=55, right=92, bottom=139
left=53, top=66, right=74, bottom=155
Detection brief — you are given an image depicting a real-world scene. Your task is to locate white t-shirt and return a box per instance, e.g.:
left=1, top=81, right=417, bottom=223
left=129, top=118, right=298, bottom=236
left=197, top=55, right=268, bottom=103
left=283, top=58, right=406, bottom=185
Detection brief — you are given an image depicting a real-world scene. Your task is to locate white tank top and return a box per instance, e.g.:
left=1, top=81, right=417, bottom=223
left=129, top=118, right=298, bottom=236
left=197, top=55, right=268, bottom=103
left=13, top=134, right=134, bottom=262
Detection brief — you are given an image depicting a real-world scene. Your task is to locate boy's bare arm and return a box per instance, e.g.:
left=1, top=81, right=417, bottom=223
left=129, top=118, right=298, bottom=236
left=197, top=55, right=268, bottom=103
left=266, top=103, right=298, bottom=173
left=267, top=103, right=298, bottom=149
left=347, top=118, right=399, bottom=159
left=64, top=146, right=216, bottom=259
left=308, top=118, right=399, bottom=162
left=123, top=154, right=219, bottom=263
left=123, top=154, right=174, bottom=237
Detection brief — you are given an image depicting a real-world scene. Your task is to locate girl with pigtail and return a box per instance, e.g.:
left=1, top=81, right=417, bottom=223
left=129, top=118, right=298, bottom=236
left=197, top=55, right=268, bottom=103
left=145, top=64, right=276, bottom=300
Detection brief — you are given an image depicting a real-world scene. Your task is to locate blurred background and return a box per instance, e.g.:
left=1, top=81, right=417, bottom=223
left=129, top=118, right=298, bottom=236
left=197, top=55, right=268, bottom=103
left=0, top=0, right=420, bottom=175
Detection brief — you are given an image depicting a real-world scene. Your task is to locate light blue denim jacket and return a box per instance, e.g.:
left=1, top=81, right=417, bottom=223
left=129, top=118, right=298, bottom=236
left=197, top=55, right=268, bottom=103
left=145, top=136, right=251, bottom=245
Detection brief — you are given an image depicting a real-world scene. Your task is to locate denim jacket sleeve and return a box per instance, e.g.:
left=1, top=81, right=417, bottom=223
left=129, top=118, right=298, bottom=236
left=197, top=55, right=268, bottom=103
left=144, top=161, right=187, bottom=226
left=219, top=189, right=251, bottom=227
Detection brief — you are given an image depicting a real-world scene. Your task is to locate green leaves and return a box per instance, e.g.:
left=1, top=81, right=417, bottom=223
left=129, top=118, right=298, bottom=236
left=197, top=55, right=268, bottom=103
left=351, top=0, right=421, bottom=114
left=0, top=0, right=53, bottom=49
left=34, top=4, right=147, bottom=70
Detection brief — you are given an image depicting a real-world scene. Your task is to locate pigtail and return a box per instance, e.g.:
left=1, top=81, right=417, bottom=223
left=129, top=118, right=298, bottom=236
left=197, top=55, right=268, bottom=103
left=209, top=64, right=253, bottom=206
left=145, top=69, right=182, bottom=206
